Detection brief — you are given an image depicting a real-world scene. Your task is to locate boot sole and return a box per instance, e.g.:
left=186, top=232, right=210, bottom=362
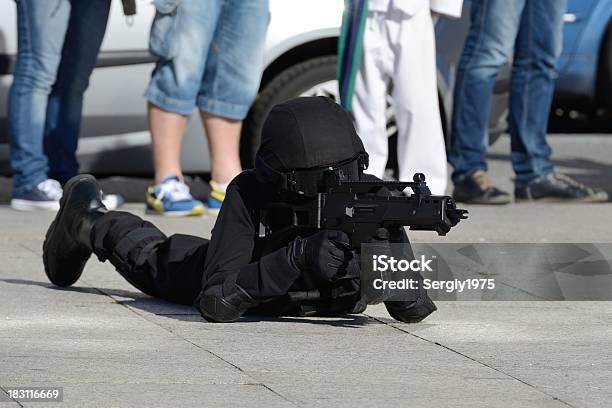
left=11, top=199, right=60, bottom=211
left=43, top=175, right=96, bottom=287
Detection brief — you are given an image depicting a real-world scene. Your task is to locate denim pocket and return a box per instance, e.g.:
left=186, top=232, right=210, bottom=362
left=149, top=0, right=181, bottom=60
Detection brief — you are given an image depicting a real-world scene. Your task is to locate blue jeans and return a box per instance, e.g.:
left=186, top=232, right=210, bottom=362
left=145, top=0, right=269, bottom=119
left=8, top=0, right=110, bottom=196
left=448, top=0, right=566, bottom=187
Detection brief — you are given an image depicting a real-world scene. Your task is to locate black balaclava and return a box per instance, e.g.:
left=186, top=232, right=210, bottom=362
left=255, top=97, right=368, bottom=195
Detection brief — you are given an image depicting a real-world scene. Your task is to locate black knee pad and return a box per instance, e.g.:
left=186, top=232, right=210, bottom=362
left=92, top=212, right=162, bottom=260
left=105, top=227, right=167, bottom=297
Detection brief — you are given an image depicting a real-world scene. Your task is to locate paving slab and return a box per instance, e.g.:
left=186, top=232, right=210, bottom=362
left=366, top=302, right=612, bottom=408
left=1, top=134, right=612, bottom=406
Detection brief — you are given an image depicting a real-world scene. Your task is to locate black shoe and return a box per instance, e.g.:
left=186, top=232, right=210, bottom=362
left=515, top=172, right=609, bottom=203
left=452, top=170, right=511, bottom=205
left=43, top=175, right=107, bottom=287
left=198, top=283, right=260, bottom=323
left=385, top=290, right=437, bottom=323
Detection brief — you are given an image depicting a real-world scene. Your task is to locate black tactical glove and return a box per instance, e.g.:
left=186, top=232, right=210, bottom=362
left=288, top=230, right=353, bottom=282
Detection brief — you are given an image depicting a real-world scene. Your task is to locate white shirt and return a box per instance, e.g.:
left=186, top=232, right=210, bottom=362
left=368, top=0, right=463, bottom=18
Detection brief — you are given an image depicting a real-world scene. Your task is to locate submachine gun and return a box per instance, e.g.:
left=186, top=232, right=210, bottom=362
left=258, top=165, right=468, bottom=251
left=256, top=155, right=468, bottom=307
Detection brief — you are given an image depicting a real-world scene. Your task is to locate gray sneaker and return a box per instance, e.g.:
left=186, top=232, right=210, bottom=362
left=515, top=172, right=609, bottom=203
left=452, top=170, right=511, bottom=205
left=11, top=179, right=63, bottom=211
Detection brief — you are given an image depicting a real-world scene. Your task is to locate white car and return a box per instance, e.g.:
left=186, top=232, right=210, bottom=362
left=0, top=1, right=506, bottom=176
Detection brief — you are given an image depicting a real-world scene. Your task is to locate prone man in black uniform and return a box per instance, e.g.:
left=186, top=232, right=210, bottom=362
left=43, top=97, right=455, bottom=323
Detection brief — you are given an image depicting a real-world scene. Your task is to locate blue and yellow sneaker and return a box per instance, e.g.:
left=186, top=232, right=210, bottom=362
left=206, top=181, right=226, bottom=216
left=146, top=175, right=205, bottom=216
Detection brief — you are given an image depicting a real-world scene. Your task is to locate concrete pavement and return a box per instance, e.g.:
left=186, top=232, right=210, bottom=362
left=1, top=134, right=612, bottom=407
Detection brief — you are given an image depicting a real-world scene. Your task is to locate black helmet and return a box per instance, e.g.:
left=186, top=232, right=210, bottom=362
left=255, top=97, right=369, bottom=196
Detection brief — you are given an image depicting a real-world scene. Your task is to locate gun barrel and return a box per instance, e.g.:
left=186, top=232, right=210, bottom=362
left=321, top=192, right=468, bottom=241
left=258, top=176, right=468, bottom=251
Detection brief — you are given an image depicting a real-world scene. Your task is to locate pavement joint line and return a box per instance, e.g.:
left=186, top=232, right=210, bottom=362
left=17, top=243, right=41, bottom=258
left=89, top=283, right=298, bottom=407
left=0, top=386, right=23, bottom=407
left=365, top=314, right=577, bottom=408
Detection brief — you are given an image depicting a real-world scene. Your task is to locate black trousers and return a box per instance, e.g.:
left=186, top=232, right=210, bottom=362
left=89, top=211, right=427, bottom=320
left=92, top=211, right=209, bottom=305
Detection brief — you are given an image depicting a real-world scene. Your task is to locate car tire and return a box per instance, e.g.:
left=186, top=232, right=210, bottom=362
left=241, top=56, right=338, bottom=168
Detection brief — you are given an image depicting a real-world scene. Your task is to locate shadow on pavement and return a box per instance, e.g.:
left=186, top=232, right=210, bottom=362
left=238, top=314, right=373, bottom=327
left=0, top=277, right=145, bottom=298
left=0, top=278, right=373, bottom=327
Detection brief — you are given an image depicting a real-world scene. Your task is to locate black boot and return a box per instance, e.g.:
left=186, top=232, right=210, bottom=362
left=384, top=283, right=437, bottom=323
left=43, top=175, right=107, bottom=287
left=198, top=282, right=260, bottom=323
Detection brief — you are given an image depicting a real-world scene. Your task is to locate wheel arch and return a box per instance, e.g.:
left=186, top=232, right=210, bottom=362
left=260, top=37, right=339, bottom=91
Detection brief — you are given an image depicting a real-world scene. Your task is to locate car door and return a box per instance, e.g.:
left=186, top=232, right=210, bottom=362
left=558, top=0, right=598, bottom=72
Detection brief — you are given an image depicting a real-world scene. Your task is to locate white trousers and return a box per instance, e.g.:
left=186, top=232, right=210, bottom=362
left=352, top=7, right=448, bottom=194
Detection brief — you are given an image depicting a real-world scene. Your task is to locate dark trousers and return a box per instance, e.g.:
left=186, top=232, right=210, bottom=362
left=9, top=0, right=111, bottom=195
left=448, top=0, right=566, bottom=186
left=89, top=211, right=427, bottom=321
left=92, top=211, right=209, bottom=305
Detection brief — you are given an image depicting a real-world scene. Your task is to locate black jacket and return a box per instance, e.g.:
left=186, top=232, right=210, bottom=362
left=201, top=170, right=409, bottom=316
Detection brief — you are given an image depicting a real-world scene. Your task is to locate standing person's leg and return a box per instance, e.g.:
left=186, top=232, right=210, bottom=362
left=44, top=175, right=208, bottom=305
left=392, top=7, right=447, bottom=195
left=144, top=0, right=221, bottom=216
left=447, top=0, right=524, bottom=203
left=196, top=0, right=269, bottom=215
left=351, top=12, right=392, bottom=179
left=509, top=0, right=562, bottom=185
left=8, top=0, right=71, bottom=209
left=199, top=112, right=242, bottom=214
left=511, top=0, right=606, bottom=202
left=149, top=106, right=189, bottom=184
left=44, top=0, right=111, bottom=186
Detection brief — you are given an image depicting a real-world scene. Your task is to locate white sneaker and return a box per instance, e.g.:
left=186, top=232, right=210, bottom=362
left=11, top=179, right=63, bottom=211
left=101, top=194, right=124, bottom=210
